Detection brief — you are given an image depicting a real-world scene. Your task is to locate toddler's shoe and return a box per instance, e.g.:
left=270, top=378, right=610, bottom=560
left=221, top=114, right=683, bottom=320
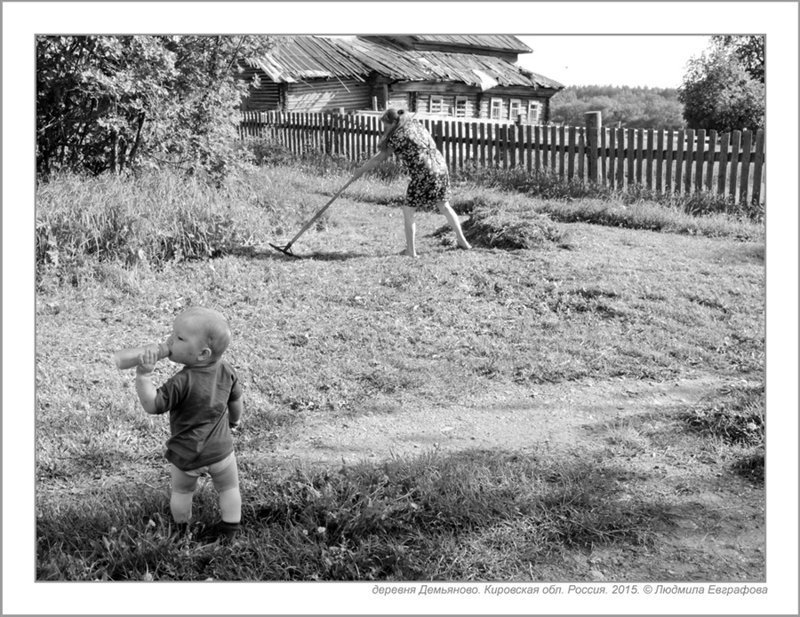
left=197, top=520, right=240, bottom=544
left=215, top=520, right=241, bottom=542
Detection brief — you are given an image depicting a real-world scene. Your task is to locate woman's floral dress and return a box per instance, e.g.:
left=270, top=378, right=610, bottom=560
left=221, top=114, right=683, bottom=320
left=386, top=120, right=451, bottom=210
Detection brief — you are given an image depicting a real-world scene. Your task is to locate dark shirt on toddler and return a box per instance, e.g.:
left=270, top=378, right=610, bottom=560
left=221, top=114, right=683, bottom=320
left=154, top=360, right=242, bottom=471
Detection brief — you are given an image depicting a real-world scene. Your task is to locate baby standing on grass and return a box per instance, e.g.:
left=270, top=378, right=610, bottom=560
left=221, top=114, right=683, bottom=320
left=134, top=307, right=243, bottom=541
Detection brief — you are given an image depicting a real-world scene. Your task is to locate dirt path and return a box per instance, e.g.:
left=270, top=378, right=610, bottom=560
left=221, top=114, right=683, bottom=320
left=247, top=371, right=764, bottom=581
left=261, top=375, right=719, bottom=469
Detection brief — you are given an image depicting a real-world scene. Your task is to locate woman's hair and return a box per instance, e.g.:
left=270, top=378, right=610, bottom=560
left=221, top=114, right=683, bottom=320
left=378, top=108, right=413, bottom=150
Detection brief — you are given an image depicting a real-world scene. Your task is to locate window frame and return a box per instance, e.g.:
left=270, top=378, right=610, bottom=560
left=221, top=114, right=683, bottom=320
left=429, top=95, right=445, bottom=115
left=454, top=96, right=468, bottom=118
left=490, top=97, right=503, bottom=120
left=527, top=100, right=542, bottom=125
left=509, top=99, right=522, bottom=121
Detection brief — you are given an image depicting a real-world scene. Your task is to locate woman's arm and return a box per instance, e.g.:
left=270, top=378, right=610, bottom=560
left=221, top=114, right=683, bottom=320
left=353, top=147, right=392, bottom=179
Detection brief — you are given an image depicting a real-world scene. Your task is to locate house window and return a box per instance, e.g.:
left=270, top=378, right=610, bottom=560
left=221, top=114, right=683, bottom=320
left=455, top=96, right=468, bottom=118
left=509, top=99, right=522, bottom=121
left=528, top=101, right=542, bottom=125
left=490, top=98, right=502, bottom=119
left=429, top=95, right=445, bottom=115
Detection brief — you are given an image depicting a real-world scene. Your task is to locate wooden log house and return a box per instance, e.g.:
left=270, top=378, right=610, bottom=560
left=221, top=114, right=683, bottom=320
left=239, top=35, right=564, bottom=124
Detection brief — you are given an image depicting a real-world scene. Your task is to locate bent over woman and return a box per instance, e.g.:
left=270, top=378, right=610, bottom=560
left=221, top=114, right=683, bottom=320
left=353, top=108, right=471, bottom=257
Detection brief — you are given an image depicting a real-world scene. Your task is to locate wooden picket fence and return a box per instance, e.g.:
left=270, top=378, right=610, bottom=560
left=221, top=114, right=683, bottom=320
left=240, top=110, right=765, bottom=205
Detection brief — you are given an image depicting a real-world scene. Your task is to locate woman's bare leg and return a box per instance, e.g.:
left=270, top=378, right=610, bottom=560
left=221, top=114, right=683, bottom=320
left=437, top=201, right=471, bottom=249
left=402, top=205, right=418, bottom=257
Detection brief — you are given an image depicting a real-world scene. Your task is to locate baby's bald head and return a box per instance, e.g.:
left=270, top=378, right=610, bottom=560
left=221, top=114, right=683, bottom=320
left=176, top=307, right=231, bottom=361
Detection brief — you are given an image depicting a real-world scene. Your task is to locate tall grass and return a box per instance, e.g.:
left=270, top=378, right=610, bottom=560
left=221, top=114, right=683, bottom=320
left=35, top=168, right=323, bottom=279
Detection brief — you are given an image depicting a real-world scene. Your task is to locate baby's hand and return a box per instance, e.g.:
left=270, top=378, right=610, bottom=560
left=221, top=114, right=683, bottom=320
left=136, top=347, right=159, bottom=375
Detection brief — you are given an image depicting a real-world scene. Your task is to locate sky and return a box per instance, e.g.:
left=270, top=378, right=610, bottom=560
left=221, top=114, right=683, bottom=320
left=515, top=35, right=713, bottom=89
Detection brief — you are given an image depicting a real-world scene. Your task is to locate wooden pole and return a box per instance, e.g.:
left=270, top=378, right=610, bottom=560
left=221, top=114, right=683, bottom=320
left=585, top=111, right=602, bottom=183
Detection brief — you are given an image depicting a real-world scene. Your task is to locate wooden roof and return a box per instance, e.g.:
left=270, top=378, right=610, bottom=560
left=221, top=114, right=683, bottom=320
left=245, top=36, right=562, bottom=90
left=386, top=35, right=533, bottom=54
left=246, top=36, right=369, bottom=82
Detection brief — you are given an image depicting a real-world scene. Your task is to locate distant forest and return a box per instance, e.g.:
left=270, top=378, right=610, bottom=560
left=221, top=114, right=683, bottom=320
left=549, top=86, right=685, bottom=130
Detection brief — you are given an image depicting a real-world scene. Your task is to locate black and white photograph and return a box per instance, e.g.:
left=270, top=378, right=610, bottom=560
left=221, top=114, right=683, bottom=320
left=3, top=1, right=798, bottom=616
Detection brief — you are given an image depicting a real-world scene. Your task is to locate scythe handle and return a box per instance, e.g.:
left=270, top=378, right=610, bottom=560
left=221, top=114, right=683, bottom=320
left=284, top=173, right=361, bottom=250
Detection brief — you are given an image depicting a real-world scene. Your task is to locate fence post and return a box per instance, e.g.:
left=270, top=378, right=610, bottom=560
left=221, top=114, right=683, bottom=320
left=585, top=111, right=602, bottom=183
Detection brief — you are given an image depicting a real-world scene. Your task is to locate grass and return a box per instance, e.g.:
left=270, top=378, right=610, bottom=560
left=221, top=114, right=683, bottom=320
left=34, top=157, right=765, bottom=581
left=680, top=382, right=765, bottom=484
left=37, top=451, right=667, bottom=581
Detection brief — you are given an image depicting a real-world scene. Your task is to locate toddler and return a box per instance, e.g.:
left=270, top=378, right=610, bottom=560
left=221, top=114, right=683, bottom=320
left=134, top=307, right=243, bottom=541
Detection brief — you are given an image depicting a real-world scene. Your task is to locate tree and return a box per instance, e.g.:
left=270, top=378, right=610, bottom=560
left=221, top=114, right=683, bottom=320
left=36, top=35, right=273, bottom=179
left=678, top=43, right=765, bottom=132
left=712, top=35, right=765, bottom=83
left=549, top=86, right=684, bottom=129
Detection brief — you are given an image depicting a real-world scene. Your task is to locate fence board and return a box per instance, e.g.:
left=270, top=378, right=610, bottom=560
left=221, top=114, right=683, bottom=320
left=705, top=130, right=717, bottom=191
left=526, top=125, right=533, bottom=173
left=577, top=128, right=585, bottom=180
left=556, top=126, right=564, bottom=178
left=508, top=124, right=517, bottom=168
left=664, top=130, right=674, bottom=193
left=645, top=129, right=654, bottom=190
left=444, top=120, right=451, bottom=167
left=607, top=128, right=616, bottom=189
left=729, top=131, right=741, bottom=201
left=694, top=129, right=706, bottom=193
left=751, top=129, right=764, bottom=205
left=655, top=129, right=664, bottom=192
left=469, top=121, right=477, bottom=166
left=739, top=130, right=753, bottom=204
left=615, top=128, right=625, bottom=188
left=599, top=127, right=607, bottom=185
left=460, top=121, right=466, bottom=169
left=567, top=127, right=576, bottom=179
left=684, top=129, right=695, bottom=193
left=717, top=132, right=730, bottom=196
left=674, top=130, right=685, bottom=193
left=625, top=129, right=634, bottom=188
left=292, top=112, right=299, bottom=155
left=636, top=130, right=644, bottom=184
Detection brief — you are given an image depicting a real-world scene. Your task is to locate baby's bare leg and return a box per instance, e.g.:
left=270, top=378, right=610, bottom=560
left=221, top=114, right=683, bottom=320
left=209, top=454, right=241, bottom=524
left=170, top=465, right=199, bottom=523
